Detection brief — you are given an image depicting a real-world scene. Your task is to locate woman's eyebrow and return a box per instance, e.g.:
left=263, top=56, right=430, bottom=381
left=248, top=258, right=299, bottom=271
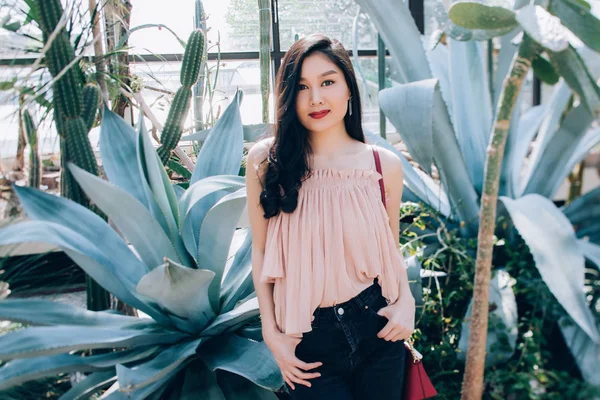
left=299, top=70, right=339, bottom=81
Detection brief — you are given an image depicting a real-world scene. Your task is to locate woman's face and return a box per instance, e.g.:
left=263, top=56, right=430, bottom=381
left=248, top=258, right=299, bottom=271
left=295, top=52, right=351, bottom=134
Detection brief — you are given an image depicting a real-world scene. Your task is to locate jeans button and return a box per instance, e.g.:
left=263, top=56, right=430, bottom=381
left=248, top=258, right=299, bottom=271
left=337, top=307, right=345, bottom=315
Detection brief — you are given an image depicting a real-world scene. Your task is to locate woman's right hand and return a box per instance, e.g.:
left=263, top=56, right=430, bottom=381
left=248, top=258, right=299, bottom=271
left=263, top=328, right=322, bottom=390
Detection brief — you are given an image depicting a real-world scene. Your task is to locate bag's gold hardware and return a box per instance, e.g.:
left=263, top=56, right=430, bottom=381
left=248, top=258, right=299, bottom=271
left=405, top=336, right=423, bottom=364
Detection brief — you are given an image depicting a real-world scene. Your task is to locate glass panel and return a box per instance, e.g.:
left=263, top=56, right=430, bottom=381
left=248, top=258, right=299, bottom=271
left=278, top=0, right=378, bottom=51
left=131, top=58, right=270, bottom=143
left=129, top=0, right=260, bottom=55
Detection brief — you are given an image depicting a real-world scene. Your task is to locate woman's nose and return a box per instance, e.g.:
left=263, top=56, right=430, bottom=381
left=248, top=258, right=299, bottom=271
left=309, top=90, right=324, bottom=106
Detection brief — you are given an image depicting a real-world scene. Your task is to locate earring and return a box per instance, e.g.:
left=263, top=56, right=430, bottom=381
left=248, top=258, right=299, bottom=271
left=348, top=97, right=353, bottom=116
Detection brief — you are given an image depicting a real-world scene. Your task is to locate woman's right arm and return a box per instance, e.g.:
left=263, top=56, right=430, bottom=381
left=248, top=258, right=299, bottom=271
left=245, top=140, right=322, bottom=390
left=245, top=140, right=278, bottom=336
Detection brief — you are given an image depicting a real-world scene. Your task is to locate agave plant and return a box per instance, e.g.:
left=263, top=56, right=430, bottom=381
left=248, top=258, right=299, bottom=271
left=355, top=0, right=600, bottom=385
left=0, top=90, right=283, bottom=399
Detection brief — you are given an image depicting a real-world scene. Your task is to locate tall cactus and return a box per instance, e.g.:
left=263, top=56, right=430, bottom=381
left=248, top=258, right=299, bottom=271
left=258, top=0, right=271, bottom=124
left=157, top=29, right=205, bottom=164
left=82, top=83, right=102, bottom=132
left=22, top=110, right=41, bottom=188
left=193, top=0, right=207, bottom=132
left=34, top=0, right=109, bottom=311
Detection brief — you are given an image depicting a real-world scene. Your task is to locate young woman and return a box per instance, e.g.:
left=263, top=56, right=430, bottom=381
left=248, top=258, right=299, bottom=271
left=245, top=34, right=416, bottom=399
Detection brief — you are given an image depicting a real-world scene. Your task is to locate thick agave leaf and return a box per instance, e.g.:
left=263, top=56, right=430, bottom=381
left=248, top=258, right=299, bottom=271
left=198, top=334, right=283, bottom=391
left=458, top=269, right=518, bottom=366
left=426, top=42, right=453, bottom=119
left=137, top=117, right=181, bottom=242
left=354, top=0, right=430, bottom=83
left=12, top=186, right=147, bottom=284
left=0, top=347, right=159, bottom=390
left=500, top=194, right=600, bottom=343
left=220, top=229, right=254, bottom=314
left=116, top=339, right=202, bottom=394
left=191, top=90, right=245, bottom=184
left=0, top=326, right=186, bottom=360
left=179, top=175, right=246, bottom=259
left=181, top=123, right=273, bottom=143
left=0, top=221, right=163, bottom=322
left=448, top=1, right=519, bottom=31
left=558, top=316, right=600, bottom=386
left=101, top=111, right=172, bottom=240
left=515, top=5, right=570, bottom=52
left=365, top=132, right=451, bottom=218
left=0, top=299, right=141, bottom=327
left=68, top=163, right=183, bottom=269
left=523, top=104, right=595, bottom=197
left=578, top=239, right=600, bottom=268
left=524, top=80, right=571, bottom=171
left=197, top=188, right=247, bottom=312
left=562, top=187, right=600, bottom=243
left=201, top=297, right=260, bottom=337
left=405, top=255, right=423, bottom=306
left=379, top=80, right=435, bottom=173
left=63, top=250, right=172, bottom=326
left=355, top=0, right=480, bottom=228
left=103, top=358, right=189, bottom=400
left=216, top=371, right=279, bottom=400
left=174, top=360, right=226, bottom=400
left=99, top=108, right=154, bottom=213
left=136, top=259, right=215, bottom=332
left=502, top=103, right=547, bottom=198
left=448, top=39, right=492, bottom=194
left=548, top=46, right=600, bottom=116
left=549, top=0, right=600, bottom=53
left=58, top=370, right=117, bottom=400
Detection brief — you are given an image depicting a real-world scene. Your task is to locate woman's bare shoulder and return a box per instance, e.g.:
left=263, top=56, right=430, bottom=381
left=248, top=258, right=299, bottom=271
left=247, top=137, right=275, bottom=179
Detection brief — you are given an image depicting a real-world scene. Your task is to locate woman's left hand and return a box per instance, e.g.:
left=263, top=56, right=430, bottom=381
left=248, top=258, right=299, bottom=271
left=376, top=294, right=416, bottom=342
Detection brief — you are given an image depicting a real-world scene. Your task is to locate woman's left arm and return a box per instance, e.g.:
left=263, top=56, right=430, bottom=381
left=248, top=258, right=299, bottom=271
left=377, top=147, right=415, bottom=342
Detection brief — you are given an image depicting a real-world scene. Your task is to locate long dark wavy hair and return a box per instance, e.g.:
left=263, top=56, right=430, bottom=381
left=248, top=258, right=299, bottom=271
left=259, top=34, right=365, bottom=219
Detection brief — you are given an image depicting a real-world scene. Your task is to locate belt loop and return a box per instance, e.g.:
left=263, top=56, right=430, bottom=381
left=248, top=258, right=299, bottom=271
left=311, top=307, right=320, bottom=328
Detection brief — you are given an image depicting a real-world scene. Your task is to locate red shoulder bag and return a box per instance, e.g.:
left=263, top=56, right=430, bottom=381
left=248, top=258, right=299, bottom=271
left=372, top=145, right=438, bottom=400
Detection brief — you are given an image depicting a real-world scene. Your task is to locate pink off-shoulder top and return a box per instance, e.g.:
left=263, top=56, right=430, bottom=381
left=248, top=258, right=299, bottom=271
left=260, top=149, right=408, bottom=338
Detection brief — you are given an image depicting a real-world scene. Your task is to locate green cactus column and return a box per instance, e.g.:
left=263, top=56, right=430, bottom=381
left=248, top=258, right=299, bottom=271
left=35, top=0, right=109, bottom=311
left=157, top=29, right=205, bottom=164
left=23, top=110, right=41, bottom=188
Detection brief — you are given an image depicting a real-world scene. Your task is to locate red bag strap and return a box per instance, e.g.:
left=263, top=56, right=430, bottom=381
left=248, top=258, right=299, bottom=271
left=372, top=145, right=386, bottom=208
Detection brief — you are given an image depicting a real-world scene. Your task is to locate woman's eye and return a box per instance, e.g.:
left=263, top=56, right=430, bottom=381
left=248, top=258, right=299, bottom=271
left=298, top=84, right=307, bottom=90
left=322, top=80, right=334, bottom=86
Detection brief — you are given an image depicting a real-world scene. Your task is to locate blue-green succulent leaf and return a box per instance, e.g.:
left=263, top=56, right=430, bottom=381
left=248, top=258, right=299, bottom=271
left=0, top=326, right=187, bottom=360
left=0, top=299, right=141, bottom=327
left=202, top=297, right=259, bottom=337
left=0, top=347, right=159, bottom=391
left=68, top=163, right=182, bottom=268
left=116, top=339, right=203, bottom=394
left=179, top=175, right=245, bottom=258
left=58, top=370, right=117, bottom=400
left=198, top=334, right=283, bottom=391
left=500, top=194, right=600, bottom=343
left=197, top=188, right=247, bottom=312
left=220, top=228, right=254, bottom=314
left=12, top=185, right=147, bottom=284
left=136, top=259, right=215, bottom=332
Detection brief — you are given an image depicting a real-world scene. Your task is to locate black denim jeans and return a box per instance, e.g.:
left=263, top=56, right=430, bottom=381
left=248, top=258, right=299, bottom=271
left=286, top=281, right=407, bottom=399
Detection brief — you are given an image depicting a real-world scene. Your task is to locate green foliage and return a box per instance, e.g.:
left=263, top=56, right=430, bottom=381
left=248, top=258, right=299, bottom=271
left=399, top=204, right=600, bottom=399
left=0, top=95, right=279, bottom=398
left=23, top=110, right=41, bottom=188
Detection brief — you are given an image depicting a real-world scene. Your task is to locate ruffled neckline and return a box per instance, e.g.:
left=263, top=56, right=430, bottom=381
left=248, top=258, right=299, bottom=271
left=305, top=168, right=382, bottom=181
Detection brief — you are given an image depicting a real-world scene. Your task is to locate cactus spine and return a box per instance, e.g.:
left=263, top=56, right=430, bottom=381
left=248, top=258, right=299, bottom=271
left=23, top=110, right=41, bottom=188
left=157, top=29, right=205, bottom=164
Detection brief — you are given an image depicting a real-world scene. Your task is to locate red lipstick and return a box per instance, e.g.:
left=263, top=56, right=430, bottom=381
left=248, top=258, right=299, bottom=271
left=309, top=110, right=330, bottom=119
